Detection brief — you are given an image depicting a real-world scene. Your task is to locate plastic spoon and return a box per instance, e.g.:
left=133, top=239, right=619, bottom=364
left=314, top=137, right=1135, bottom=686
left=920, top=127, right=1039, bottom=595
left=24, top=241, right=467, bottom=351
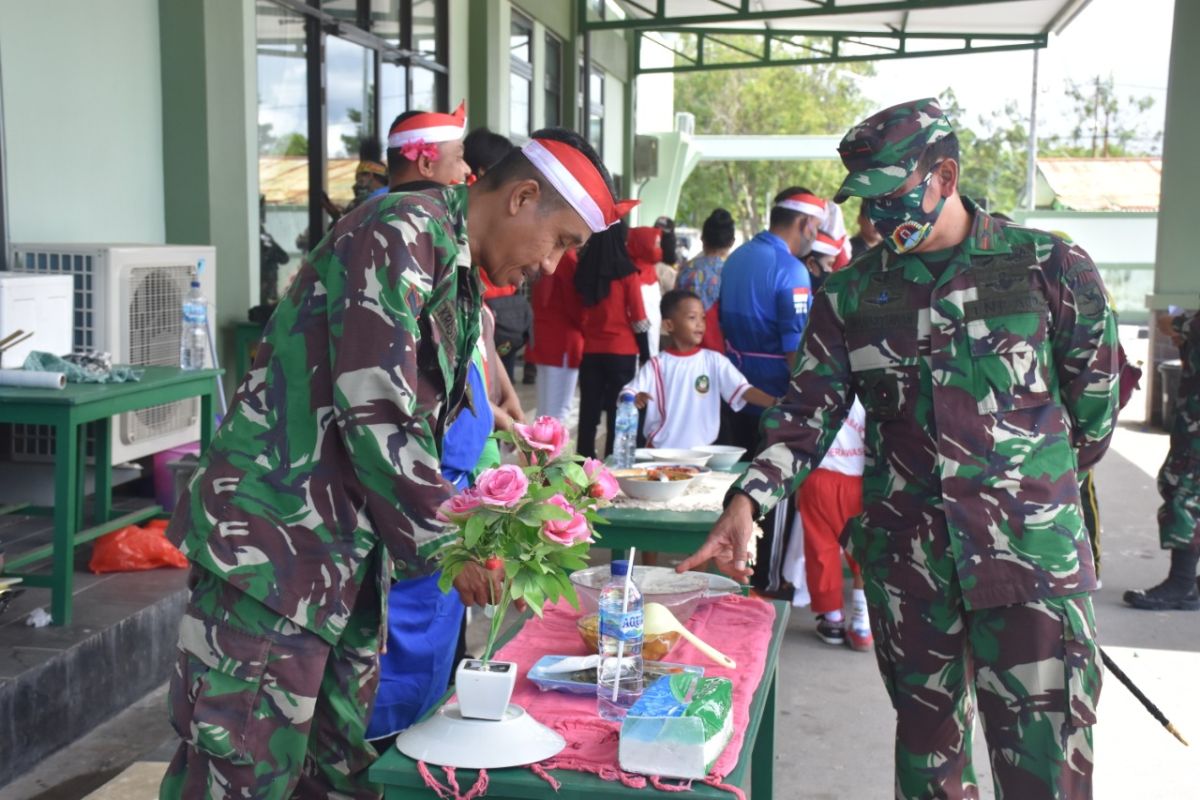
left=643, top=602, right=736, bottom=669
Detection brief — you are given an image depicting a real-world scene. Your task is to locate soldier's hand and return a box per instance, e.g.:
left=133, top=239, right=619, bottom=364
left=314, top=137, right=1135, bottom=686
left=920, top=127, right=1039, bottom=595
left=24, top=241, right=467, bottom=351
left=453, top=560, right=504, bottom=607
left=676, top=493, right=756, bottom=584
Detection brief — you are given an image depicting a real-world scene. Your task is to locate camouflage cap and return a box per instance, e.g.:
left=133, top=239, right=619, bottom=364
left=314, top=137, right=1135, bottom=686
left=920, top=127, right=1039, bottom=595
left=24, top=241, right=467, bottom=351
left=833, top=98, right=954, bottom=204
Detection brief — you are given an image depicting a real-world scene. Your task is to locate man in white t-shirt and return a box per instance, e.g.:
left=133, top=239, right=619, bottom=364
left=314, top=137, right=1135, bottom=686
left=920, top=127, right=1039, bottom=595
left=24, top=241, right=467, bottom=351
left=626, top=290, right=776, bottom=449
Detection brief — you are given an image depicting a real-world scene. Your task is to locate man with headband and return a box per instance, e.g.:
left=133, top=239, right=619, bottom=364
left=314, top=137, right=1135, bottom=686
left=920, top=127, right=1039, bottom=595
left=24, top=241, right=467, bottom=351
left=682, top=98, right=1118, bottom=798
left=385, top=101, right=471, bottom=189
left=160, top=127, right=634, bottom=799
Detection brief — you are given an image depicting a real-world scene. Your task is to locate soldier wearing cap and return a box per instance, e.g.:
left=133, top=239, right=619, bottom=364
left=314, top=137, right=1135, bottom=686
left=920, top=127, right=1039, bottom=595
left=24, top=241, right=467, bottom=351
left=160, top=128, right=634, bottom=799
left=682, top=98, right=1119, bottom=797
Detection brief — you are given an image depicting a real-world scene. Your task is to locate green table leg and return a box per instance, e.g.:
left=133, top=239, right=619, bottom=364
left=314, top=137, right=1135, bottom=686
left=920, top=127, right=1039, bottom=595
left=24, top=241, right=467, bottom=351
left=200, top=388, right=215, bottom=448
left=52, top=418, right=80, bottom=626
left=75, top=423, right=87, bottom=532
left=751, top=665, right=777, bottom=798
left=94, top=417, right=113, bottom=525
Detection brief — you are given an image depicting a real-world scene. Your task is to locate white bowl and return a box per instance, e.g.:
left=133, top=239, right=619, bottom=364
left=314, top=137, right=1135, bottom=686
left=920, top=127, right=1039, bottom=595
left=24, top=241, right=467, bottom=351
left=693, top=445, right=746, bottom=470
left=641, top=448, right=713, bottom=467
left=613, top=463, right=707, bottom=502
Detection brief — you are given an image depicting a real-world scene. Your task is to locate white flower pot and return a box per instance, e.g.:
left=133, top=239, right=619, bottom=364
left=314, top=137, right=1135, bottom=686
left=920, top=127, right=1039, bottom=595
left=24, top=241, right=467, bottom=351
left=455, top=658, right=517, bottom=720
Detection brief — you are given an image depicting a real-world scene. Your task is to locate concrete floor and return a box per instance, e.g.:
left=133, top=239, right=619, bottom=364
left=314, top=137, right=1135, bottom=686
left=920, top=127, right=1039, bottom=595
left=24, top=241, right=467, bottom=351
left=5, top=336, right=1200, bottom=799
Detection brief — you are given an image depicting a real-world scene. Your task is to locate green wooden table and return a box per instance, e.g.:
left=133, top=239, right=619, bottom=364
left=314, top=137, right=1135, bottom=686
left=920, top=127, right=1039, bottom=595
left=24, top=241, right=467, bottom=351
left=370, top=599, right=790, bottom=799
left=598, top=464, right=747, bottom=557
left=0, top=366, right=222, bottom=625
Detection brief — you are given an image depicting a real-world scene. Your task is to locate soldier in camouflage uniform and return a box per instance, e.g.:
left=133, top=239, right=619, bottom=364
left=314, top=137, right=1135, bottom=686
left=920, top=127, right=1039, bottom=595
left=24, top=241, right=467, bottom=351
left=681, top=99, right=1118, bottom=798
left=1123, top=310, right=1200, bottom=610
left=160, top=127, right=625, bottom=799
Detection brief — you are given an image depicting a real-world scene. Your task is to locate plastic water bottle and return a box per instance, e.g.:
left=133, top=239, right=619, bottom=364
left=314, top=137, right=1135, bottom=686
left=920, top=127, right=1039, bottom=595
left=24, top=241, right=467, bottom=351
left=597, top=559, right=644, bottom=721
left=612, top=389, right=639, bottom=469
left=180, top=262, right=209, bottom=370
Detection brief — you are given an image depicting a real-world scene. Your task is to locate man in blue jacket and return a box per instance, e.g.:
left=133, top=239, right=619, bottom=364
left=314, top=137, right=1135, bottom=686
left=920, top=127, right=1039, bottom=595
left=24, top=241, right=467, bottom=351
left=718, top=186, right=824, bottom=589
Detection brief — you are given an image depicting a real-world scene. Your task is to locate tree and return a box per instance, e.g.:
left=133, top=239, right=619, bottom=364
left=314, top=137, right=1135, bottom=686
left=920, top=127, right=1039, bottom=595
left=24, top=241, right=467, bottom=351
left=1055, top=75, right=1160, bottom=157
left=940, top=90, right=1030, bottom=214
left=258, top=121, right=278, bottom=156
left=673, top=48, right=874, bottom=238
left=277, top=132, right=309, bottom=157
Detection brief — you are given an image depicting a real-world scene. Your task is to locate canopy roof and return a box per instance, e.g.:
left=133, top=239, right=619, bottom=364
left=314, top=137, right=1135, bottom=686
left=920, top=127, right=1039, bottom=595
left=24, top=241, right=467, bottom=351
left=582, top=0, right=1092, bottom=74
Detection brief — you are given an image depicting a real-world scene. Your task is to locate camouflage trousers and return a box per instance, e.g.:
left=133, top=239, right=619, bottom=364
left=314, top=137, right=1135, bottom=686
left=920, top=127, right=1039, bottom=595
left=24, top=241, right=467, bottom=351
left=866, top=579, right=1101, bottom=800
left=160, top=567, right=382, bottom=799
left=1157, top=445, right=1200, bottom=549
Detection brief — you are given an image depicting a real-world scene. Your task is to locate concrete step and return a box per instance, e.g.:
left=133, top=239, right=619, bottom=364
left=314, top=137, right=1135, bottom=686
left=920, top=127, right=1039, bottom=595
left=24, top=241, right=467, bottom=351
left=84, top=762, right=165, bottom=800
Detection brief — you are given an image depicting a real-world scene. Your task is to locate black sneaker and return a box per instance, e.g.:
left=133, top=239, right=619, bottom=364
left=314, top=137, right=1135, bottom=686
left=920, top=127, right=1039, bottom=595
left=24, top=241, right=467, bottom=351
left=1122, top=580, right=1200, bottom=611
left=815, top=614, right=846, bottom=646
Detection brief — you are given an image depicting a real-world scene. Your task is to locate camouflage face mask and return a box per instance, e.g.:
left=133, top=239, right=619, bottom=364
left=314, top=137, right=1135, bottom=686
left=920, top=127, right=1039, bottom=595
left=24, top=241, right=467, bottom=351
left=865, top=169, right=946, bottom=255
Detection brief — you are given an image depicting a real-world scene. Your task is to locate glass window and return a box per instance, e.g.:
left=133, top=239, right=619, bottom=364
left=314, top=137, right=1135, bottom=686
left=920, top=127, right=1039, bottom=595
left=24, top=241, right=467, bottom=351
left=510, top=13, right=533, bottom=140
left=587, top=65, right=605, bottom=154
left=411, top=65, right=437, bottom=112
left=544, top=34, right=562, bottom=128
left=323, top=0, right=362, bottom=26
left=256, top=0, right=309, bottom=296
left=370, top=0, right=401, bottom=44
left=412, top=0, right=442, bottom=60
left=380, top=61, right=408, bottom=140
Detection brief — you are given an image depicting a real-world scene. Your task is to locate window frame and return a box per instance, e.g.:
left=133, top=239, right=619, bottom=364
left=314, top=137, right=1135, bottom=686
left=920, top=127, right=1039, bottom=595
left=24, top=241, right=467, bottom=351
left=509, top=11, right=534, bottom=141
left=260, top=0, right=449, bottom=246
left=543, top=31, right=563, bottom=130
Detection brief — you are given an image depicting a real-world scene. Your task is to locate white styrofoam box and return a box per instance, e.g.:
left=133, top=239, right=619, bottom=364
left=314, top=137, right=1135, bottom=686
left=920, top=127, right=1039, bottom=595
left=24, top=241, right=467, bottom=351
left=0, top=273, right=74, bottom=369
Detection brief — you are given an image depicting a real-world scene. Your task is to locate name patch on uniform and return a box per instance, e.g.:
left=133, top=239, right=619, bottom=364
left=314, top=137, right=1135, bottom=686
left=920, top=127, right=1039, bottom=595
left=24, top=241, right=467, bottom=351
left=847, top=308, right=919, bottom=331
left=793, top=287, right=810, bottom=314
left=964, top=293, right=1046, bottom=321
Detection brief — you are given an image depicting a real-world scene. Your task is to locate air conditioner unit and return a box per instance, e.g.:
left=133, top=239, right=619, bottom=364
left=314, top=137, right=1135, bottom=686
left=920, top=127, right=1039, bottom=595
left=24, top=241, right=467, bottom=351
left=7, top=243, right=217, bottom=465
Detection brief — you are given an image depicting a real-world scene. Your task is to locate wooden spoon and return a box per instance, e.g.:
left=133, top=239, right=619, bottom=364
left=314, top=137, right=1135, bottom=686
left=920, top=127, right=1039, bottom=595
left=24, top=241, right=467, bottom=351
left=643, top=602, right=736, bottom=669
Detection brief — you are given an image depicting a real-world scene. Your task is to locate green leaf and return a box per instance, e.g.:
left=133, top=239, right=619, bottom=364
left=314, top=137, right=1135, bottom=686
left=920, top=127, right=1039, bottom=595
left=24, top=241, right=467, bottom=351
left=531, top=502, right=574, bottom=522
left=562, top=462, right=589, bottom=488
left=463, top=514, right=485, bottom=548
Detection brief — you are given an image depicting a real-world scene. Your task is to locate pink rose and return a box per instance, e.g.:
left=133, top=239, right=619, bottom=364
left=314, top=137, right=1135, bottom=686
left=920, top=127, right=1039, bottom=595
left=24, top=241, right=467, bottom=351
left=540, top=494, right=592, bottom=546
left=475, top=464, right=529, bottom=508
left=513, top=416, right=568, bottom=463
left=583, top=458, right=619, bottom=501
left=436, top=487, right=482, bottom=523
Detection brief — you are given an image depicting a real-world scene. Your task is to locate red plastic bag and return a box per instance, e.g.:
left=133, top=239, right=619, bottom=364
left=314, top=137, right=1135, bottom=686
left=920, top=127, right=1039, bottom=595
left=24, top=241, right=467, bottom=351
left=89, top=521, right=188, bottom=574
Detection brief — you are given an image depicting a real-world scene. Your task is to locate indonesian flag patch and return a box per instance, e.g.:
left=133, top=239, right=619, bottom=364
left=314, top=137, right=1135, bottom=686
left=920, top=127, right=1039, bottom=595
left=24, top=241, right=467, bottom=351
left=793, top=287, right=810, bottom=314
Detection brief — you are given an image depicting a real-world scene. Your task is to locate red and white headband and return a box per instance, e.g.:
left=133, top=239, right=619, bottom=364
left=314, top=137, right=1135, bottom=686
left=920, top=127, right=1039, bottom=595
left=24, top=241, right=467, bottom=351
left=521, top=138, right=639, bottom=233
left=811, top=231, right=846, bottom=257
left=775, top=192, right=827, bottom=218
left=387, top=100, right=467, bottom=149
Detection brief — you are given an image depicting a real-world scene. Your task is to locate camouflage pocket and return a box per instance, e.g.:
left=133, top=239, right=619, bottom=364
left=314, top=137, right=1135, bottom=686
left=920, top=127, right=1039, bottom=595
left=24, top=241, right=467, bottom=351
left=853, top=366, right=917, bottom=420
left=966, top=313, right=1052, bottom=414
left=1050, top=595, right=1101, bottom=729
left=169, top=614, right=272, bottom=765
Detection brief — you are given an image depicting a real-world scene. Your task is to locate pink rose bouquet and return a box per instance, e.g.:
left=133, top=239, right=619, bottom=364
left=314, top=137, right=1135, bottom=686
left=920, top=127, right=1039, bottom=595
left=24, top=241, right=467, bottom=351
left=435, top=425, right=613, bottom=663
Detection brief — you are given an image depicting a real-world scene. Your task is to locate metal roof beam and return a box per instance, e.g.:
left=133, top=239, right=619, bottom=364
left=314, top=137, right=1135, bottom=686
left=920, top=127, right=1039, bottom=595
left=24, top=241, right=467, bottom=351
left=635, top=29, right=1046, bottom=74
left=584, top=0, right=1032, bottom=31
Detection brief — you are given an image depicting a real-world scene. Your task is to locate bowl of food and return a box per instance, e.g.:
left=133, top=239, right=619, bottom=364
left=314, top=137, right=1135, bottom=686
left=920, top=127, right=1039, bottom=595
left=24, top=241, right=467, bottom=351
left=569, top=565, right=712, bottom=622
left=613, top=463, right=706, bottom=502
left=693, top=444, right=746, bottom=471
left=576, top=613, right=681, bottom=661
left=640, top=448, right=713, bottom=467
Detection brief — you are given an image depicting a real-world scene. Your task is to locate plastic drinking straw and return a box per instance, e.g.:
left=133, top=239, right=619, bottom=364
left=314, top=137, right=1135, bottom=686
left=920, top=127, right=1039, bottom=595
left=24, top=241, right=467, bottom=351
left=611, top=547, right=637, bottom=703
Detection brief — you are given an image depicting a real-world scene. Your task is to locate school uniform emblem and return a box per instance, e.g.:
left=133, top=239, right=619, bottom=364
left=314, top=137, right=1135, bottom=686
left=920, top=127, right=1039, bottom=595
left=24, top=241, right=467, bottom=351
left=695, top=375, right=710, bottom=394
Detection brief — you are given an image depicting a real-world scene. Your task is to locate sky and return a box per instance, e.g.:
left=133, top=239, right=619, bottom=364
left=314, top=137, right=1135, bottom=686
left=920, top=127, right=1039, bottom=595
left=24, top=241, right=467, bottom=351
left=858, top=0, right=1175, bottom=152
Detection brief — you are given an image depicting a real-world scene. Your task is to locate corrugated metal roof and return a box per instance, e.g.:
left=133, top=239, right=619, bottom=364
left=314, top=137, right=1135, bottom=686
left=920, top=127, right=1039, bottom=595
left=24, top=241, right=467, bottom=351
left=259, top=156, right=360, bottom=207
left=1037, top=157, right=1162, bottom=212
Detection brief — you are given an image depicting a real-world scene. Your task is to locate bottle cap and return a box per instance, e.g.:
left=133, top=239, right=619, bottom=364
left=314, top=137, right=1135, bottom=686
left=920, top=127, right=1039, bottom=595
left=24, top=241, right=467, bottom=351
left=611, top=559, right=629, bottom=577
left=619, top=389, right=636, bottom=403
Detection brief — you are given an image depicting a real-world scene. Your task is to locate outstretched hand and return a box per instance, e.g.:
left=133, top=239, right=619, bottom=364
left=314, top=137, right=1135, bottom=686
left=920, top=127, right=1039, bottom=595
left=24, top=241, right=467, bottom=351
left=676, top=493, right=757, bottom=583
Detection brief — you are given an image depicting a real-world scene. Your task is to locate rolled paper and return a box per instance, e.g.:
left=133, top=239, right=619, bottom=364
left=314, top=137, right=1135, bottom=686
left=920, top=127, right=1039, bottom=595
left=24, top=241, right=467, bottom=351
left=0, top=369, right=67, bottom=390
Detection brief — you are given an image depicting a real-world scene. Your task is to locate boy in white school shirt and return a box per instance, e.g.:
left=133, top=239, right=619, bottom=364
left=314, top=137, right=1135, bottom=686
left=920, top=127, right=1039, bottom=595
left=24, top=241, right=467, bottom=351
left=626, top=289, right=776, bottom=449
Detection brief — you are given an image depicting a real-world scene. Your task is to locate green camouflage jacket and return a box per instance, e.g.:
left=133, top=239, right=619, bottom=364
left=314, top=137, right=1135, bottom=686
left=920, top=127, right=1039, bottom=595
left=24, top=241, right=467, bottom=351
left=737, top=202, right=1119, bottom=609
left=169, top=185, right=480, bottom=643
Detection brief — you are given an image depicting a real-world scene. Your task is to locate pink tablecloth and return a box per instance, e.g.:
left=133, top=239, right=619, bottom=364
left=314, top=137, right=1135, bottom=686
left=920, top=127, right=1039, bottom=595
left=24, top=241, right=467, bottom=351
left=491, top=593, right=777, bottom=796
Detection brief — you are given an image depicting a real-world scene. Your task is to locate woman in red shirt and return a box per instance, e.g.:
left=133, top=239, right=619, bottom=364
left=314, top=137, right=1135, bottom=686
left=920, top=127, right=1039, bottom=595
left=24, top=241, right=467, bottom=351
left=527, top=249, right=584, bottom=422
left=574, top=225, right=648, bottom=459
left=627, top=225, right=664, bottom=358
